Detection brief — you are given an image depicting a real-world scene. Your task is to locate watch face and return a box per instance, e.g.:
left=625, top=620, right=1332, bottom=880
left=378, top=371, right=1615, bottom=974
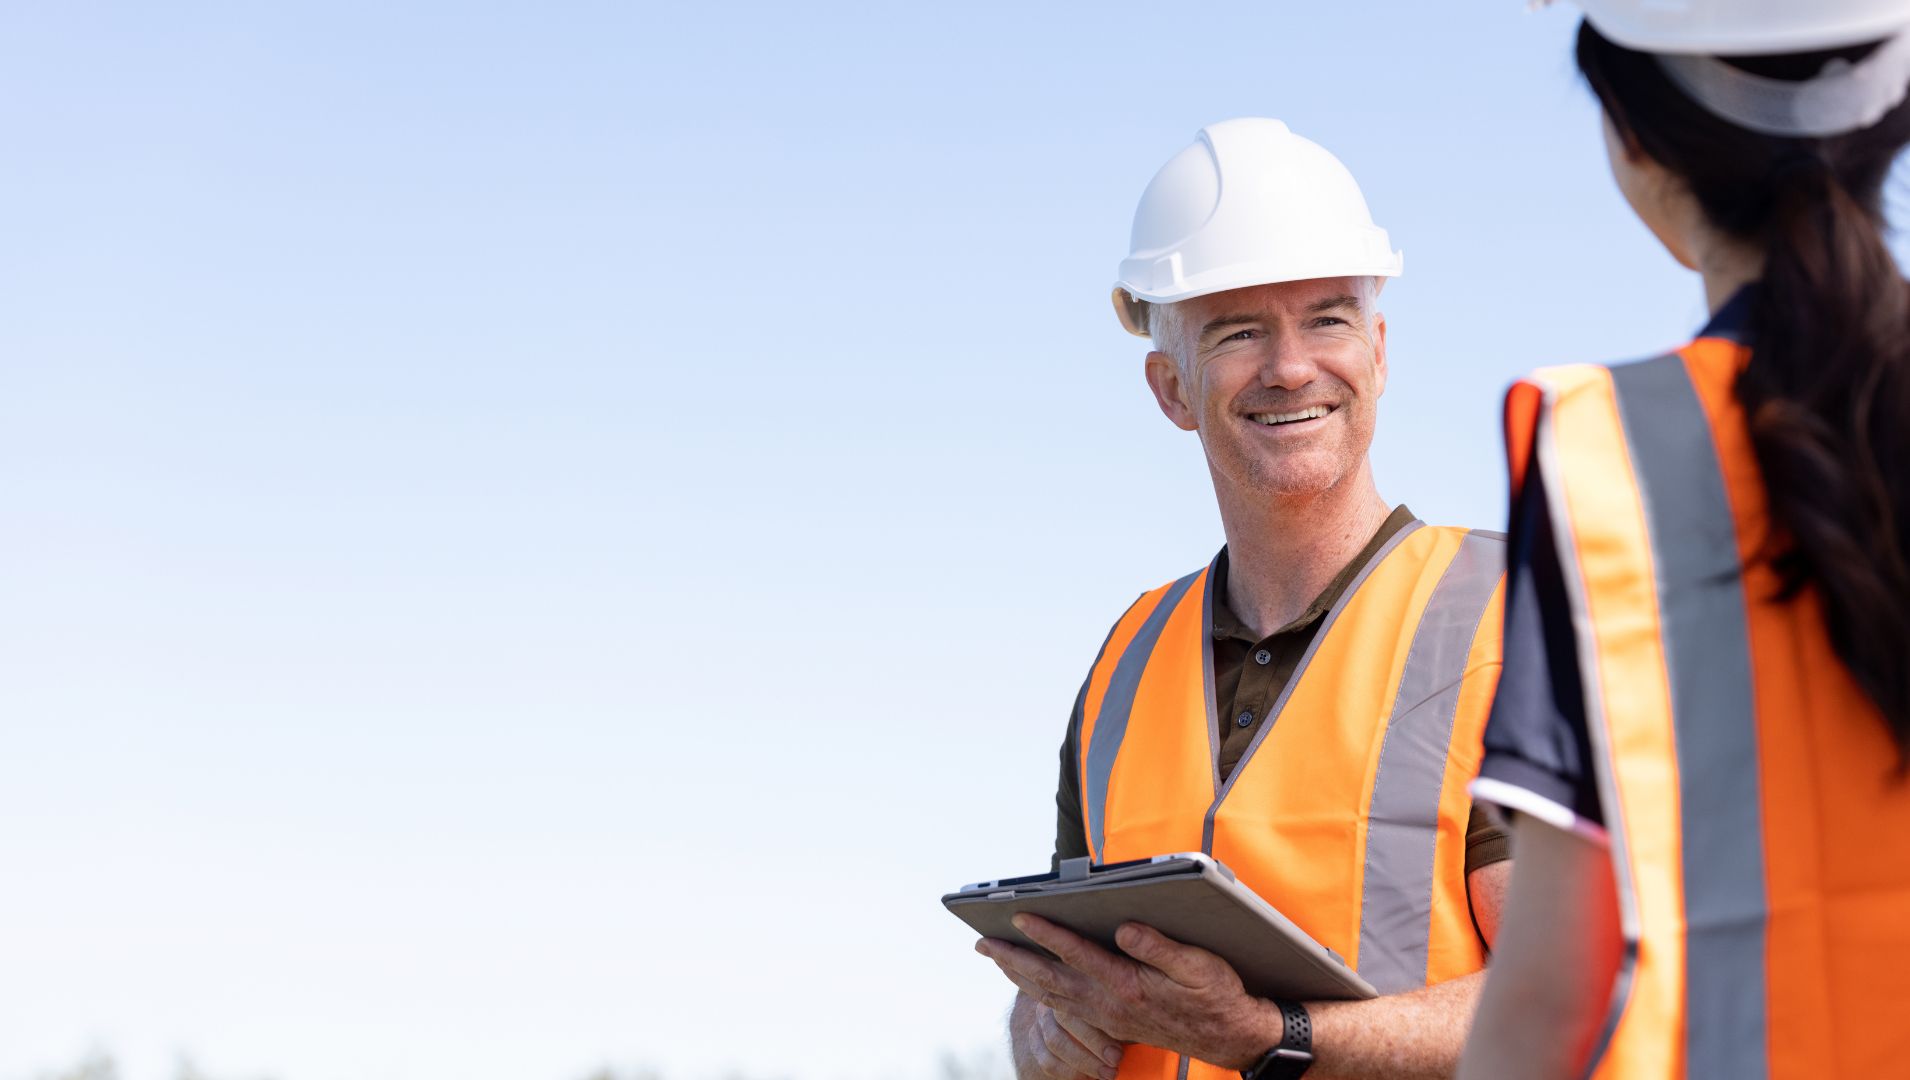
left=1243, top=1046, right=1313, bottom=1080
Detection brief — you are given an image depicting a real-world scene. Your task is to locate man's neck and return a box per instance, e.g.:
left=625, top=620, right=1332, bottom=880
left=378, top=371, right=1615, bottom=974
left=1214, top=467, right=1392, bottom=638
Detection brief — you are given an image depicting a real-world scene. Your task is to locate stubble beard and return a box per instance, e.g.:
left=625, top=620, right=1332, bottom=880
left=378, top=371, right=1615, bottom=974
left=1215, top=412, right=1372, bottom=507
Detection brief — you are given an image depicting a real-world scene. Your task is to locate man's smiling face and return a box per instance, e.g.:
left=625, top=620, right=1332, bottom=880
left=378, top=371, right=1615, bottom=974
left=1144, top=276, right=1388, bottom=501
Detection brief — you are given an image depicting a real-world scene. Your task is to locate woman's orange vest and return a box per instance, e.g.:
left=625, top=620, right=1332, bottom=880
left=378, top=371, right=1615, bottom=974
left=1078, top=523, right=1504, bottom=1080
left=1505, top=337, right=1910, bottom=1078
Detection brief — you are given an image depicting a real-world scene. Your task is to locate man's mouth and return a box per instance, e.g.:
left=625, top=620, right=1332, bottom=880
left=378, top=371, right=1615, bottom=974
left=1247, top=405, right=1335, bottom=426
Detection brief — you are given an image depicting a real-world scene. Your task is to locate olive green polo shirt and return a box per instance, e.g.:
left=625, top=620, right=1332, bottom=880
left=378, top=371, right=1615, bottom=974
left=1053, top=505, right=1511, bottom=875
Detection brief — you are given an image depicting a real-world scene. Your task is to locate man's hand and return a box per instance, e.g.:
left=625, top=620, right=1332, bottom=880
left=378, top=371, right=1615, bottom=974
left=977, top=914, right=1280, bottom=1069
left=1010, top=992, right=1124, bottom=1080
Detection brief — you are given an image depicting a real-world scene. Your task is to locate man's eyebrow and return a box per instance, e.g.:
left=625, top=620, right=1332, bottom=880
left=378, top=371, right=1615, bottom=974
left=1199, top=296, right=1364, bottom=340
left=1307, top=294, right=1364, bottom=315
left=1198, top=314, right=1263, bottom=339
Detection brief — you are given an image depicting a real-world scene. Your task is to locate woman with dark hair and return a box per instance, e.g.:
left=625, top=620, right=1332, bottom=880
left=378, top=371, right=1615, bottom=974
left=1458, top=3, right=1910, bottom=1078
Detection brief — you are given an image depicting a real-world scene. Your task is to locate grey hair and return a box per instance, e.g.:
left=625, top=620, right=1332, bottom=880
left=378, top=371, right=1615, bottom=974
left=1144, top=301, right=1184, bottom=363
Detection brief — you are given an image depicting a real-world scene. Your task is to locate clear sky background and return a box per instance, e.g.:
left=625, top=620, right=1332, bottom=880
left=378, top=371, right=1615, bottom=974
left=5, top=4, right=1902, bottom=1080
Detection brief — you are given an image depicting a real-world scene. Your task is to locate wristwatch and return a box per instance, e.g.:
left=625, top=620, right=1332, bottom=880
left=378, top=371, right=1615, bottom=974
left=1240, top=999, right=1312, bottom=1080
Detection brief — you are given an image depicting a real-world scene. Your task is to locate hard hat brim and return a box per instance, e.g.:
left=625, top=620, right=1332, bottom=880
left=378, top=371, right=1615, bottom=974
left=1559, top=0, right=1910, bottom=55
left=1111, top=253, right=1404, bottom=338
left=1112, top=288, right=1151, bottom=338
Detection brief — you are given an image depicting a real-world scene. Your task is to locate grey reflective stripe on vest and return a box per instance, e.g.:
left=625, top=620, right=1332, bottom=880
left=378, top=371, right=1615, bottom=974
left=1356, top=528, right=1504, bottom=994
left=1084, top=569, right=1203, bottom=862
left=1200, top=555, right=1223, bottom=795
left=1611, top=356, right=1767, bottom=1079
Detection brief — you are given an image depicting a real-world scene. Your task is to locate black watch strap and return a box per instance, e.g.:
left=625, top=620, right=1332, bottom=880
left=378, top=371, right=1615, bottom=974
left=1240, top=1000, right=1313, bottom=1080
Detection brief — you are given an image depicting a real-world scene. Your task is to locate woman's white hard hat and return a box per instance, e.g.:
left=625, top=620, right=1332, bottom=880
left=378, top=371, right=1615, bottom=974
left=1552, top=0, right=1910, bottom=55
left=1544, top=0, right=1910, bottom=138
left=1111, top=118, right=1401, bottom=339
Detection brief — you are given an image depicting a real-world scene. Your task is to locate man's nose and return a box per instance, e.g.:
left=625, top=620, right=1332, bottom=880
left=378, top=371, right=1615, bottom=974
left=1256, top=333, right=1318, bottom=388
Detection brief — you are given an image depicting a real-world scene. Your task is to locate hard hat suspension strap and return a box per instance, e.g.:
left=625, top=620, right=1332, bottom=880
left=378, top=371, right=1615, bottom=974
left=1653, top=30, right=1910, bottom=138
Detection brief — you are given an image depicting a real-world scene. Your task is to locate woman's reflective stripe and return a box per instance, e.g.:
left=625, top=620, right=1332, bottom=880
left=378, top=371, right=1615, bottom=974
left=1357, top=528, right=1505, bottom=993
left=1610, top=354, right=1767, bottom=1080
left=1085, top=569, right=1203, bottom=862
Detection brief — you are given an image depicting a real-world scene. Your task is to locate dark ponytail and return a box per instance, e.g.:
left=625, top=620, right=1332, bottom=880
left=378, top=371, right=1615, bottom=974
left=1577, top=21, right=1910, bottom=763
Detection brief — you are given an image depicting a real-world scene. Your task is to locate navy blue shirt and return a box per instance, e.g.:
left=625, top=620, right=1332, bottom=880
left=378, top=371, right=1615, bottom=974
left=1473, top=288, right=1758, bottom=835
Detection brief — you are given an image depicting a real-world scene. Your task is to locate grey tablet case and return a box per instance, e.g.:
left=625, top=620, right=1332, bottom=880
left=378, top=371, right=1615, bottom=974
left=944, top=852, right=1377, bottom=1002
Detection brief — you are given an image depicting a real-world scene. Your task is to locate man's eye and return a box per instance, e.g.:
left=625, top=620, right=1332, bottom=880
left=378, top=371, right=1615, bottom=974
left=1223, top=329, right=1257, bottom=342
left=1314, top=317, right=1346, bottom=327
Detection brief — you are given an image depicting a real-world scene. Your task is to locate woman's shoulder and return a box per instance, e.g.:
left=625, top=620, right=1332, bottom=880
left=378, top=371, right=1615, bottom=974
left=1507, top=345, right=1736, bottom=418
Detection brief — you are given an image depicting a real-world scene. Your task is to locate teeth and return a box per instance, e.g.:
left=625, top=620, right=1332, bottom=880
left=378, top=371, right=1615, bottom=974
left=1250, top=405, right=1332, bottom=425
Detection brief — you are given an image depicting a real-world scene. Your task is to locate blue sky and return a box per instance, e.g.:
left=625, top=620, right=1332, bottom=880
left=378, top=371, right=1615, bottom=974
left=0, top=3, right=1881, bottom=1079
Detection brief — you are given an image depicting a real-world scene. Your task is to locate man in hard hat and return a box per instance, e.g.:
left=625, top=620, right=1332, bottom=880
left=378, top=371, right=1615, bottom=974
left=974, top=118, right=1511, bottom=1080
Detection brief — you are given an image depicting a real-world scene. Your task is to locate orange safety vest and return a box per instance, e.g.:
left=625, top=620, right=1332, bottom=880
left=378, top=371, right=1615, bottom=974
left=1505, top=337, right=1910, bottom=1078
left=1078, top=523, right=1504, bottom=1080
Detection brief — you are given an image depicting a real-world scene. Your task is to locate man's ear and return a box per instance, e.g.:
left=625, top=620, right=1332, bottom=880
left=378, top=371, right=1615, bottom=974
left=1144, top=351, right=1200, bottom=432
left=1372, top=312, right=1388, bottom=398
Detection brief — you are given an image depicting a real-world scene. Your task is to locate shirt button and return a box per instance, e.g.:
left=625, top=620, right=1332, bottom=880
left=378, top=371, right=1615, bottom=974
left=1236, top=710, right=1255, bottom=728
left=1254, top=648, right=1273, bottom=665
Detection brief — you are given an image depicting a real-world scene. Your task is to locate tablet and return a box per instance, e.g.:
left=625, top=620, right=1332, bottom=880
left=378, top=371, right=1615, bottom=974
left=944, top=852, right=1376, bottom=1002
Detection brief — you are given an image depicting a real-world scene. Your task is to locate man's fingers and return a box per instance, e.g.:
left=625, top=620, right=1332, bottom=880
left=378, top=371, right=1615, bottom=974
left=975, top=940, right=1049, bottom=1000
left=1113, top=921, right=1229, bottom=988
left=1037, top=1003, right=1117, bottom=1080
left=1026, top=1034, right=1070, bottom=1079
left=992, top=960, right=1055, bottom=1004
left=975, top=938, right=1086, bottom=1005
left=1029, top=1038, right=1097, bottom=1080
left=1012, top=913, right=1124, bottom=979
left=1053, top=1006, right=1125, bottom=1072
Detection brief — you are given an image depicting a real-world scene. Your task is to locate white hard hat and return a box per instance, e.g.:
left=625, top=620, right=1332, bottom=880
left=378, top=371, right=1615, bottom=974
left=1553, top=0, right=1910, bottom=55
left=1111, top=118, right=1401, bottom=338
left=1543, top=0, right=1910, bottom=138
